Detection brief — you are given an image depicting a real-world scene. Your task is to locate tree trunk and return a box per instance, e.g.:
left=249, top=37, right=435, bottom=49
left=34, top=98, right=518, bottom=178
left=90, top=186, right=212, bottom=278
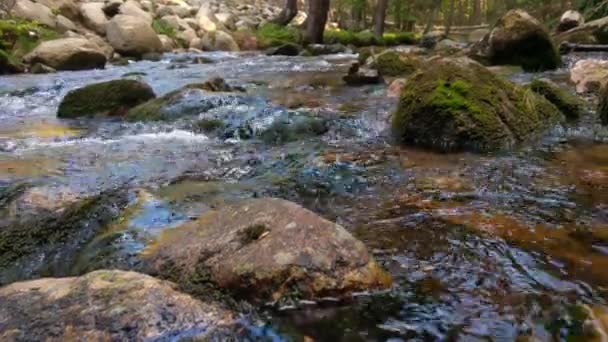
left=445, top=0, right=456, bottom=35
left=374, top=0, right=389, bottom=39
left=424, top=0, right=442, bottom=34
left=470, top=0, right=481, bottom=25
left=305, top=0, right=330, bottom=44
left=271, top=0, right=299, bottom=26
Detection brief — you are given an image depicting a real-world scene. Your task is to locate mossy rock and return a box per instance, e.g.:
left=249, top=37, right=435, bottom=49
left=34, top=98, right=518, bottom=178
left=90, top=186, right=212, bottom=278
left=0, top=191, right=130, bottom=285
left=392, top=57, right=563, bottom=152
left=370, top=50, right=421, bottom=77
left=530, top=79, right=584, bottom=120
left=485, top=10, right=561, bottom=71
left=57, top=80, right=156, bottom=118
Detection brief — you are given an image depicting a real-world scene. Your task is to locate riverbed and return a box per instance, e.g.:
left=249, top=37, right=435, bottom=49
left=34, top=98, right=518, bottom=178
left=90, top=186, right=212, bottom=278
left=1, top=51, right=607, bottom=341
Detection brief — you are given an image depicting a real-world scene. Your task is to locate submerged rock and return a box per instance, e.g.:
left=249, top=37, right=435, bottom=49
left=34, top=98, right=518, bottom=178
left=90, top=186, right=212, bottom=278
left=142, top=198, right=392, bottom=301
left=472, top=9, right=560, bottom=71
left=392, top=57, right=562, bottom=152
left=0, top=190, right=130, bottom=285
left=266, top=43, right=302, bottom=56
left=0, top=270, right=235, bottom=341
left=343, top=63, right=383, bottom=86
left=23, top=38, right=107, bottom=71
left=57, top=79, right=156, bottom=118
left=259, top=113, right=329, bottom=143
left=305, top=44, right=350, bottom=56
left=126, top=78, right=246, bottom=121
left=529, top=79, right=584, bottom=120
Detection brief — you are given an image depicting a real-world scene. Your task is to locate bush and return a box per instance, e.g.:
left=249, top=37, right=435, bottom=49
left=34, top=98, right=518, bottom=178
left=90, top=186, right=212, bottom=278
left=152, top=19, right=176, bottom=39
left=0, top=18, right=59, bottom=61
left=256, top=23, right=301, bottom=48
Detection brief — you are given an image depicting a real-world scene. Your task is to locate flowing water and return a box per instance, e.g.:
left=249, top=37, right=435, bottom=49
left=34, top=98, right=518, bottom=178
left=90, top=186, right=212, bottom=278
left=1, top=51, right=608, bottom=341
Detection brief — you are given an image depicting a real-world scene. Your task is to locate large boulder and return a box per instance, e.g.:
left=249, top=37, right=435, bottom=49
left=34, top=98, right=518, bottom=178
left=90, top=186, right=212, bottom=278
left=195, top=5, right=217, bottom=32
left=472, top=9, right=560, bottom=71
left=142, top=198, right=391, bottom=301
left=80, top=2, right=108, bottom=35
left=392, top=57, right=562, bottom=152
left=57, top=79, right=155, bottom=118
left=23, top=38, right=106, bottom=71
left=557, top=10, right=584, bottom=33
left=201, top=30, right=240, bottom=51
left=12, top=0, right=56, bottom=28
left=570, top=59, right=608, bottom=94
left=119, top=0, right=153, bottom=24
left=106, top=15, right=163, bottom=58
left=36, top=0, right=79, bottom=21
left=0, top=270, right=234, bottom=341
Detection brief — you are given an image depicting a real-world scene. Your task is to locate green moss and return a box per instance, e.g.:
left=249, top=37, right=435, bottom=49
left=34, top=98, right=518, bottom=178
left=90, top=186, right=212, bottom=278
left=256, top=23, right=301, bottom=48
left=392, top=58, right=562, bottom=152
left=57, top=79, right=156, bottom=118
left=152, top=19, right=176, bottom=40
left=372, top=51, right=419, bottom=76
left=529, top=79, right=584, bottom=120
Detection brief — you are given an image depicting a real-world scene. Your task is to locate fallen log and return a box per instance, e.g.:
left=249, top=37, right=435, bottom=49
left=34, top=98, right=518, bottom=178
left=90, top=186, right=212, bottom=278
left=560, top=42, right=608, bottom=54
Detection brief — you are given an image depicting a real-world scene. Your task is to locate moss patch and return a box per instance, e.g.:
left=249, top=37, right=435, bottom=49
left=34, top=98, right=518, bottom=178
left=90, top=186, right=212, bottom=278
left=324, top=30, right=418, bottom=47
left=152, top=19, right=176, bottom=40
left=256, top=23, right=301, bottom=48
left=392, top=58, right=562, bottom=152
left=371, top=50, right=420, bottom=76
left=530, top=79, right=584, bottom=120
left=57, top=80, right=156, bottom=118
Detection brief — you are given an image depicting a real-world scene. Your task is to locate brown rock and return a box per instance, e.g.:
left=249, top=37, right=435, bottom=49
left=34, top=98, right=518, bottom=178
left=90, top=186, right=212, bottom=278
left=0, top=270, right=235, bottom=341
left=143, top=198, right=392, bottom=301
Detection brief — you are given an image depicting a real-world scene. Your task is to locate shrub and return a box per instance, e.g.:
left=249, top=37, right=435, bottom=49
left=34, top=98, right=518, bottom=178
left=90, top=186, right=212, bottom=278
left=0, top=18, right=59, bottom=59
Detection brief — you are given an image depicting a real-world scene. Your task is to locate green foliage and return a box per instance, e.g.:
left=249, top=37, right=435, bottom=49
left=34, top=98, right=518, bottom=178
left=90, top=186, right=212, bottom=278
left=0, top=18, right=59, bottom=61
left=152, top=19, right=176, bottom=39
left=256, top=23, right=301, bottom=48
left=324, top=30, right=417, bottom=47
